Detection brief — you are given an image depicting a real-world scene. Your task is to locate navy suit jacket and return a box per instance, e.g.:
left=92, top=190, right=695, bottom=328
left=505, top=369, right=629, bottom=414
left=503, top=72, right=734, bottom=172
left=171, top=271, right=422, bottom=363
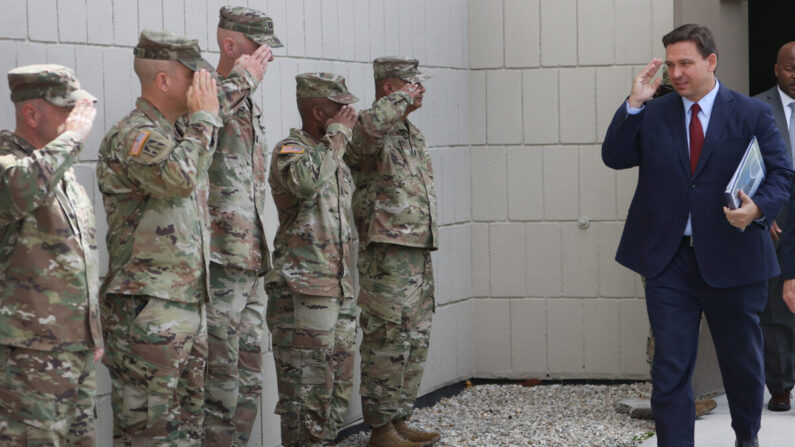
left=602, top=83, right=793, bottom=288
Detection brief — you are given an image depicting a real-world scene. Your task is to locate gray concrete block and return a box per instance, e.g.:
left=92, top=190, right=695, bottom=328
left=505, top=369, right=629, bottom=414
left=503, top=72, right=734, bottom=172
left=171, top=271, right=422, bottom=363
left=505, top=0, right=540, bottom=68
left=0, top=0, right=28, bottom=39
left=540, top=0, right=577, bottom=66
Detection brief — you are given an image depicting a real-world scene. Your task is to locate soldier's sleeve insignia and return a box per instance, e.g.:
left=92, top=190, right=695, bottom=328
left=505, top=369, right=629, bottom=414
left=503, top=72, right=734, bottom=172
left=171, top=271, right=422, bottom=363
left=279, top=145, right=305, bottom=154
left=129, top=131, right=151, bottom=156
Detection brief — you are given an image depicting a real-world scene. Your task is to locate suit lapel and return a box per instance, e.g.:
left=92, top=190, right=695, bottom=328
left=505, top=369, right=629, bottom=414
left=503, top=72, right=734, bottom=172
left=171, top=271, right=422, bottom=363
left=664, top=95, right=690, bottom=176
left=694, top=84, right=732, bottom=178
left=766, top=88, right=791, bottom=152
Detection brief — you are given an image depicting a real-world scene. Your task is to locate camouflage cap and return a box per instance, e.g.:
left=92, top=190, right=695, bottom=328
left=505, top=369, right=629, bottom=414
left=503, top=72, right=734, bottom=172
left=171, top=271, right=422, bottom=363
left=295, top=73, right=358, bottom=104
left=133, top=29, right=213, bottom=72
left=8, top=64, right=97, bottom=107
left=373, top=57, right=430, bottom=83
left=219, top=6, right=284, bottom=48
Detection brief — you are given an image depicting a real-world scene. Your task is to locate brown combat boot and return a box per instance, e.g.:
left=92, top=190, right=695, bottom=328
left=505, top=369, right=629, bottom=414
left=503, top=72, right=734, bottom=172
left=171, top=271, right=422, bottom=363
left=367, top=422, right=424, bottom=447
left=695, top=398, right=718, bottom=418
left=394, top=419, right=441, bottom=446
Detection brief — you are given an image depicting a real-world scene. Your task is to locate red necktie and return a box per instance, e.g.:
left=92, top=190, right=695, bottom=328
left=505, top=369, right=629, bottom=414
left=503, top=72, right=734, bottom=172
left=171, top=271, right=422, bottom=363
left=689, top=103, right=703, bottom=174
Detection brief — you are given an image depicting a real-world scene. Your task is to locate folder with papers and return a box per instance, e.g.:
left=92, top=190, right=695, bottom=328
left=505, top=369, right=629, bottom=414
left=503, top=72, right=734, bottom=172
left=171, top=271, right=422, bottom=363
left=724, top=136, right=765, bottom=210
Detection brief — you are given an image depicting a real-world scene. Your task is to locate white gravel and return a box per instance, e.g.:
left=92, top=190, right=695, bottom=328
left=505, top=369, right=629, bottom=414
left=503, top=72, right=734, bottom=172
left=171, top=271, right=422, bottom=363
left=337, top=382, right=656, bottom=446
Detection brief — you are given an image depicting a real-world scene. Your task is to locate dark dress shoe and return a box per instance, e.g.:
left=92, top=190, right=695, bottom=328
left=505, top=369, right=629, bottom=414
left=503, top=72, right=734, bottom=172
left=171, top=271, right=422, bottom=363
left=735, top=438, right=759, bottom=447
left=768, top=388, right=792, bottom=412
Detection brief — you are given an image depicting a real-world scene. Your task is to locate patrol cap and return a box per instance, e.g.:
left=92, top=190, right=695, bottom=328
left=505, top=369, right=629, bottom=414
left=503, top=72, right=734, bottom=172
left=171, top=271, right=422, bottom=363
left=8, top=64, right=97, bottom=107
left=295, top=73, right=358, bottom=104
left=373, top=57, right=430, bottom=83
left=219, top=6, right=284, bottom=48
left=133, top=29, right=213, bottom=72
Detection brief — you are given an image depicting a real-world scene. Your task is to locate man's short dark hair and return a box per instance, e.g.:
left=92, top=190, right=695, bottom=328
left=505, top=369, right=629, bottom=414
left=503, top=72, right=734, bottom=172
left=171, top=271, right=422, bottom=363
left=662, top=24, right=718, bottom=60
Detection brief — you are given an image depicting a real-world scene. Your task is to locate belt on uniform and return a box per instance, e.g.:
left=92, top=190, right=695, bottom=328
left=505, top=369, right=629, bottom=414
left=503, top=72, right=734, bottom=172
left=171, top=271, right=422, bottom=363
left=681, top=235, right=694, bottom=247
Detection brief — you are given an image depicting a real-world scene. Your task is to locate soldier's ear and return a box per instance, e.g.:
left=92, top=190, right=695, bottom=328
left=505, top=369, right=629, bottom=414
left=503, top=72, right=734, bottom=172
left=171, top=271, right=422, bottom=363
left=155, top=71, right=169, bottom=93
left=222, top=37, right=236, bottom=58
left=383, top=81, right=396, bottom=96
left=311, top=104, right=325, bottom=123
left=19, top=102, right=41, bottom=129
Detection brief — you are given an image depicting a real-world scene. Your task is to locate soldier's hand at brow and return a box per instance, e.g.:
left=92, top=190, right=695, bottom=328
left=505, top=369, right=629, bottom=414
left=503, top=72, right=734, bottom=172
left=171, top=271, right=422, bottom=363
left=399, top=82, right=422, bottom=101
left=235, top=45, right=272, bottom=82
left=94, top=348, right=104, bottom=363
left=628, top=58, right=662, bottom=108
left=187, top=69, right=220, bottom=117
left=61, top=99, right=97, bottom=141
left=329, top=105, right=358, bottom=131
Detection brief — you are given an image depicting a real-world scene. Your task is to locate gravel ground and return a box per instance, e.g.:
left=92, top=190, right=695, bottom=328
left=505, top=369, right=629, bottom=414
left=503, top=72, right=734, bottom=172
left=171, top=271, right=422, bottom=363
left=337, top=382, right=656, bottom=447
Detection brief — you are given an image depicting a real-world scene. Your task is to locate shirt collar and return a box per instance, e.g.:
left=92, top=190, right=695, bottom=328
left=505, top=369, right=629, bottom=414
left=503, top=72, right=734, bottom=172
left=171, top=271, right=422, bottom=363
left=778, top=86, right=795, bottom=108
left=682, top=79, right=720, bottom=119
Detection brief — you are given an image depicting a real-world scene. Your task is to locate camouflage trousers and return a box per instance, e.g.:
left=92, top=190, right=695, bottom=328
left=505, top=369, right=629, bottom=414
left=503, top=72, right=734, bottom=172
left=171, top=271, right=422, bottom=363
left=204, top=263, right=266, bottom=447
left=265, top=281, right=357, bottom=446
left=0, top=345, right=97, bottom=446
left=357, top=244, right=434, bottom=428
left=101, top=294, right=207, bottom=447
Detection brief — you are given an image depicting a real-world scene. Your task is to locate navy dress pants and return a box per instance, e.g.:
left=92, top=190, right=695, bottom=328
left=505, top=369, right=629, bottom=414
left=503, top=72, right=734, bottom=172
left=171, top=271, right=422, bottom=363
left=645, top=241, right=767, bottom=446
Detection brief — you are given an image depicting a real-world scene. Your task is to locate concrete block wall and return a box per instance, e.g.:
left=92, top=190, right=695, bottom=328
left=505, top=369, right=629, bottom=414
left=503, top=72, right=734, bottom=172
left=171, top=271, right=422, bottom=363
left=467, top=0, right=674, bottom=380
left=0, top=1, right=471, bottom=445
left=0, top=0, right=701, bottom=444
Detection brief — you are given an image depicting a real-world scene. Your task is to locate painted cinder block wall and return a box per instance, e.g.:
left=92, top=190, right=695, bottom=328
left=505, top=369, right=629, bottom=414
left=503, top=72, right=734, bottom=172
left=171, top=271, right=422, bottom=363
left=2, top=0, right=747, bottom=445
left=467, top=0, right=674, bottom=381
left=0, top=0, right=471, bottom=445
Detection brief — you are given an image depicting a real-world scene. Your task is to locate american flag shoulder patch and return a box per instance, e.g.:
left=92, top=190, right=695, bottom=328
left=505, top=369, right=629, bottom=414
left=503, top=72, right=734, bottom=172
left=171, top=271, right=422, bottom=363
left=129, top=131, right=151, bottom=156
left=279, top=145, right=305, bottom=154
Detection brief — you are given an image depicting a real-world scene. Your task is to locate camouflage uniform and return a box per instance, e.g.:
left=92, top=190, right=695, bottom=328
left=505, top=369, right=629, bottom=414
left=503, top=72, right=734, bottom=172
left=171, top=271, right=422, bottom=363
left=97, top=31, right=256, bottom=446
left=344, top=58, right=438, bottom=428
left=0, top=65, right=102, bottom=445
left=204, top=7, right=283, bottom=447
left=265, top=73, right=358, bottom=446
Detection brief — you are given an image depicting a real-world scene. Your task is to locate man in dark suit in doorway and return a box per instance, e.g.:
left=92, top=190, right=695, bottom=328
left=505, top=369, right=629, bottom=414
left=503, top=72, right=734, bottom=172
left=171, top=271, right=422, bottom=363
left=754, top=41, right=795, bottom=413
left=602, top=24, right=792, bottom=447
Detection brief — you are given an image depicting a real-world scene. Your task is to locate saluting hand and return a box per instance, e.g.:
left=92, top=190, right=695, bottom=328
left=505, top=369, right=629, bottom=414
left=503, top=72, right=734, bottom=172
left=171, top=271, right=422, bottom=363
left=399, top=82, right=423, bottom=102
left=61, top=99, right=97, bottom=141
left=235, top=45, right=273, bottom=83
left=628, top=58, right=663, bottom=108
left=327, top=105, right=358, bottom=131
left=187, top=69, right=219, bottom=116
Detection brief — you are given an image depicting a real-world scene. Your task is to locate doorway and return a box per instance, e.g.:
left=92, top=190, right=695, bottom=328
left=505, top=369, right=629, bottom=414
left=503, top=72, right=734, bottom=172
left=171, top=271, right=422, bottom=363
left=748, top=0, right=795, bottom=96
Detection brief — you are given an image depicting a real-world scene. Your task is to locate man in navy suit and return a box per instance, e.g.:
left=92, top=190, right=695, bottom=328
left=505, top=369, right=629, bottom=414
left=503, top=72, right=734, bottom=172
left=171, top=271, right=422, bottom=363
left=754, top=41, right=795, bottom=413
left=602, top=24, right=792, bottom=447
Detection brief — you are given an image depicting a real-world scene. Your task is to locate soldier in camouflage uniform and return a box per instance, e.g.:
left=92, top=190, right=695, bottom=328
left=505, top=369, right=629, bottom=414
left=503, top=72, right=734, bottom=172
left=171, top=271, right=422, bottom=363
left=345, top=57, right=440, bottom=447
left=0, top=65, right=102, bottom=445
left=204, top=6, right=281, bottom=446
left=97, top=30, right=268, bottom=446
left=265, top=73, right=359, bottom=447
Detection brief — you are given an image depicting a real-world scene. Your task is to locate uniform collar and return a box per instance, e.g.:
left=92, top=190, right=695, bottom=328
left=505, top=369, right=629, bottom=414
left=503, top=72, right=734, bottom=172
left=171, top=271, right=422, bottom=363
left=1, top=130, right=36, bottom=155
left=135, top=97, right=175, bottom=132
